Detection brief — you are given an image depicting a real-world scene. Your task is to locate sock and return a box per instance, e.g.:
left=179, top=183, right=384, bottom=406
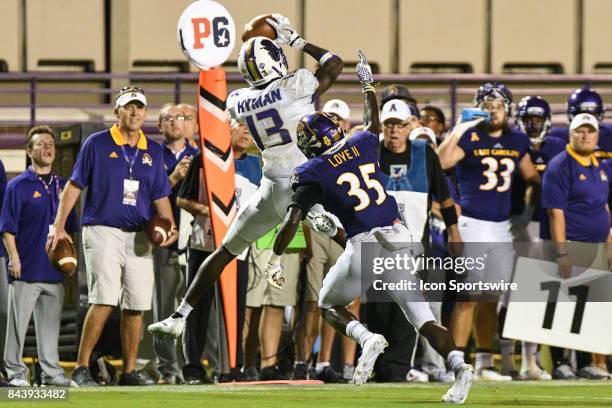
left=500, top=338, right=516, bottom=373
left=342, top=364, right=354, bottom=379
left=174, top=299, right=193, bottom=319
left=521, top=341, right=538, bottom=371
left=475, top=350, right=492, bottom=371
left=346, top=320, right=373, bottom=346
left=447, top=350, right=466, bottom=372
left=294, top=361, right=305, bottom=367
left=315, top=362, right=330, bottom=373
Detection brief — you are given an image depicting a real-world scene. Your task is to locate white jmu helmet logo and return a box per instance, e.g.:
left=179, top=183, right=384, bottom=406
left=238, top=37, right=288, bottom=87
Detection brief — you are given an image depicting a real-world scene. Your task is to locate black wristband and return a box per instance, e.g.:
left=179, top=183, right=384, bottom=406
left=440, top=205, right=458, bottom=227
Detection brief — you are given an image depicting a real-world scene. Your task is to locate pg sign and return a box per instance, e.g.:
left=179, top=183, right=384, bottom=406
left=177, top=0, right=236, bottom=70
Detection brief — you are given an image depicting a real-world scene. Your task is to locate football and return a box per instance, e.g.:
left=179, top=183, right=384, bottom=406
left=48, top=238, right=77, bottom=277
left=242, top=14, right=277, bottom=42
left=146, top=214, right=173, bottom=246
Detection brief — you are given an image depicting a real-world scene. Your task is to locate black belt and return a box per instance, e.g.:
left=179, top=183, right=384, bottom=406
left=120, top=225, right=143, bottom=233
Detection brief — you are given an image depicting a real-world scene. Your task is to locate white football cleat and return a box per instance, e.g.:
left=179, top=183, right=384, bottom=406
left=519, top=367, right=552, bottom=381
left=352, top=334, right=388, bottom=385
left=442, top=364, right=474, bottom=404
left=148, top=316, right=185, bottom=339
left=406, top=368, right=429, bottom=383
left=475, top=367, right=512, bottom=381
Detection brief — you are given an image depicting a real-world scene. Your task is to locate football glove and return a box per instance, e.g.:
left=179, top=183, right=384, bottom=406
left=304, top=211, right=338, bottom=237
left=356, top=49, right=374, bottom=92
left=265, top=255, right=285, bottom=289
left=266, top=14, right=305, bottom=49
left=449, top=116, right=485, bottom=140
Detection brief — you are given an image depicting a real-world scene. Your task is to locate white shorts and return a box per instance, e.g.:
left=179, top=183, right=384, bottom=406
left=458, top=215, right=515, bottom=283
left=82, top=225, right=154, bottom=311
left=318, top=223, right=435, bottom=330
left=222, top=176, right=331, bottom=256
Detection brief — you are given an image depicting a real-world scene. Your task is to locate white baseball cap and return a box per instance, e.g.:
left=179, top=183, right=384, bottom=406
left=409, top=127, right=437, bottom=146
left=569, top=113, right=599, bottom=132
left=115, top=87, right=147, bottom=109
left=323, top=99, right=351, bottom=120
left=381, top=99, right=411, bottom=123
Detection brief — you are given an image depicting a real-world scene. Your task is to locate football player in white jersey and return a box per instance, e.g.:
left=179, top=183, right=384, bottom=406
left=149, top=14, right=343, bottom=339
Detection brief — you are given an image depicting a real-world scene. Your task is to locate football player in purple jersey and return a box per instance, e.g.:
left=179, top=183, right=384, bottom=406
left=549, top=87, right=612, bottom=160
left=437, top=83, right=540, bottom=381
left=267, top=51, right=474, bottom=404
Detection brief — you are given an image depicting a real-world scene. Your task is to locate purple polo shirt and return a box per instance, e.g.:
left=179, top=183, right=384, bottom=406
left=0, top=168, right=78, bottom=282
left=70, top=125, right=171, bottom=228
left=542, top=146, right=611, bottom=242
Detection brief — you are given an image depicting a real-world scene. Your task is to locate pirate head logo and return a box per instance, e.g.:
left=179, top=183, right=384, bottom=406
left=142, top=153, right=153, bottom=166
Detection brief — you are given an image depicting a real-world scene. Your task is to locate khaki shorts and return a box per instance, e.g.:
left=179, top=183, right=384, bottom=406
left=305, top=232, right=343, bottom=302
left=246, top=247, right=300, bottom=307
left=82, top=225, right=154, bottom=311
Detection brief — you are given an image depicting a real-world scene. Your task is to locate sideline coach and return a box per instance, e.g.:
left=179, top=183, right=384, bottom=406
left=48, top=86, right=178, bottom=386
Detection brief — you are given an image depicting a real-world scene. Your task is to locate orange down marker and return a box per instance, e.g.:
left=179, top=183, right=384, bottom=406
left=197, top=68, right=238, bottom=368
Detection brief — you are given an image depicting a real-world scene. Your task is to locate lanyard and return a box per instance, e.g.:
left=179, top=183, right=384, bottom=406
left=120, top=145, right=141, bottom=180
left=31, top=167, right=61, bottom=215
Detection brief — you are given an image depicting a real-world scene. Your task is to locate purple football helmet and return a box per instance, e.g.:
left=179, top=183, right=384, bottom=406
left=474, top=82, right=513, bottom=114
left=296, top=112, right=345, bottom=159
left=567, top=87, right=605, bottom=122
left=516, top=96, right=551, bottom=143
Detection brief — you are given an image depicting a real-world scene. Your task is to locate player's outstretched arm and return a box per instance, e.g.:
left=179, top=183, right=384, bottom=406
left=436, top=118, right=483, bottom=170
left=267, top=14, right=343, bottom=95
left=355, top=50, right=379, bottom=134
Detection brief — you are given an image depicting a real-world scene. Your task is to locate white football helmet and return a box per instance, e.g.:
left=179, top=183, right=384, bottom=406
left=238, top=36, right=288, bottom=87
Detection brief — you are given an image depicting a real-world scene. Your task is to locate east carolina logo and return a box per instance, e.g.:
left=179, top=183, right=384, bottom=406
left=142, top=153, right=153, bottom=166
left=601, top=170, right=608, bottom=182
left=290, top=173, right=299, bottom=185
left=470, top=132, right=479, bottom=142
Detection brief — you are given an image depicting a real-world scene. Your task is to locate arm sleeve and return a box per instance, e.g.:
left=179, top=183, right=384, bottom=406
left=289, top=184, right=324, bottom=217
left=426, top=145, right=451, bottom=202
left=177, top=153, right=202, bottom=200
left=541, top=160, right=569, bottom=210
left=69, top=137, right=94, bottom=189
left=294, top=69, right=319, bottom=100
left=0, top=183, right=19, bottom=235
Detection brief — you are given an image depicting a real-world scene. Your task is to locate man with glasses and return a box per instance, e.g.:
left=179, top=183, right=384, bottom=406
left=150, top=103, right=198, bottom=384
left=420, top=106, right=447, bottom=143
left=365, top=99, right=462, bottom=382
left=48, top=86, right=178, bottom=386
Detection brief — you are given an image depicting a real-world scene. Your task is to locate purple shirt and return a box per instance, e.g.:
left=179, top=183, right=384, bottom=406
left=456, top=127, right=529, bottom=222
left=542, top=146, right=611, bottom=242
left=70, top=125, right=171, bottom=228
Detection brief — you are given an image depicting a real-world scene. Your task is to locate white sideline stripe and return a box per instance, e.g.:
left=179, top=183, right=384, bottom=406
left=204, top=147, right=234, bottom=172
left=199, top=96, right=229, bottom=122
left=154, top=226, right=168, bottom=242
left=58, top=257, right=77, bottom=266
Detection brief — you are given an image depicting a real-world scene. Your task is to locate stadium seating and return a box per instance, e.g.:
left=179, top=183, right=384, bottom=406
left=491, top=0, right=576, bottom=74
left=399, top=0, right=487, bottom=74
left=26, top=0, right=105, bottom=72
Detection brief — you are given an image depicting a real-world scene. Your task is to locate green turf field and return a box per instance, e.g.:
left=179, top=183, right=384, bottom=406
left=5, top=381, right=612, bottom=408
